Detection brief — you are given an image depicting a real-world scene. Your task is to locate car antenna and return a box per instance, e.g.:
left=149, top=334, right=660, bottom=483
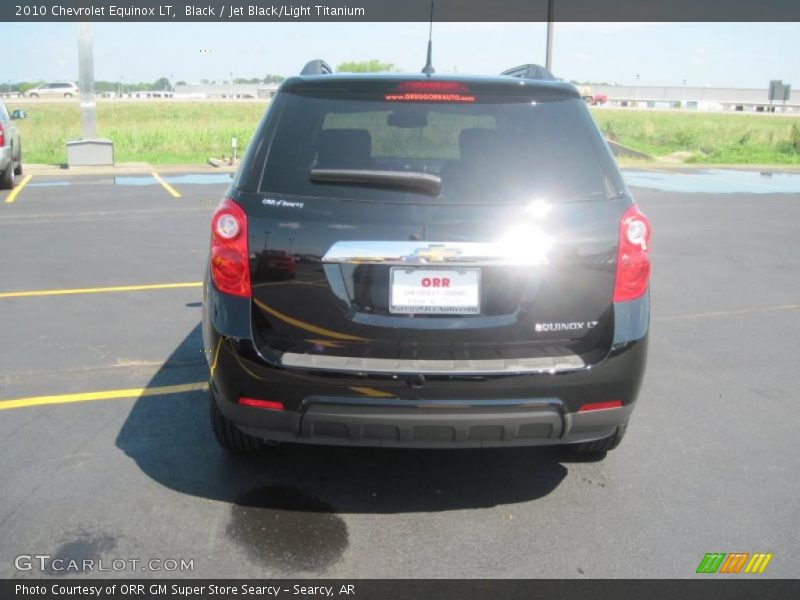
left=421, top=2, right=435, bottom=76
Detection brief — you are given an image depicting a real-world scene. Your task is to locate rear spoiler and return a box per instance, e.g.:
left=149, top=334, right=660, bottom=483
left=300, top=60, right=333, bottom=75
left=501, top=64, right=556, bottom=81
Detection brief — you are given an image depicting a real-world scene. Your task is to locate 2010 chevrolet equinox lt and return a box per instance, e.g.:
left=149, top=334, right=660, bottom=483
left=202, top=61, right=650, bottom=457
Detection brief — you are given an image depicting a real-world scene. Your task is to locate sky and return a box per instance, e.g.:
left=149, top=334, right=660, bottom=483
left=0, top=21, right=798, bottom=88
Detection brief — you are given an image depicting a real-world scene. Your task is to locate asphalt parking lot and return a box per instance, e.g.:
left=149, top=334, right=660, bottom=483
left=0, top=168, right=798, bottom=579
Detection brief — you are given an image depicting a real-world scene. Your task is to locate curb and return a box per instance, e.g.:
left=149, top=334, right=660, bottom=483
left=22, top=163, right=238, bottom=177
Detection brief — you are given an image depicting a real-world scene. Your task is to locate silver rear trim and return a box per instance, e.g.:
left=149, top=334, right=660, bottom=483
left=322, top=240, right=549, bottom=266
left=280, top=352, right=585, bottom=375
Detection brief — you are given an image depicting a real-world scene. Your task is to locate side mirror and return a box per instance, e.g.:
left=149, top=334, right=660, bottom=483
left=11, top=109, right=27, bottom=120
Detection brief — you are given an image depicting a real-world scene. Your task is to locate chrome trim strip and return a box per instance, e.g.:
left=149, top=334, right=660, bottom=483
left=321, top=240, right=549, bottom=266
left=281, top=353, right=585, bottom=375
left=350, top=311, right=519, bottom=329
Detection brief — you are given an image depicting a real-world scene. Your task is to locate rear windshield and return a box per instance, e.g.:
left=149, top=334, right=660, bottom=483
left=255, top=87, right=613, bottom=203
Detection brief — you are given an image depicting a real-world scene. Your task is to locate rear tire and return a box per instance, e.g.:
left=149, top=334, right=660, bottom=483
left=1, top=162, right=15, bottom=189
left=14, top=147, right=23, bottom=176
left=570, top=423, right=627, bottom=455
left=29, top=93, right=38, bottom=98
left=210, top=386, right=263, bottom=453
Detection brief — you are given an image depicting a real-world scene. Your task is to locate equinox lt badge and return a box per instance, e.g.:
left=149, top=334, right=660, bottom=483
left=535, top=321, right=598, bottom=333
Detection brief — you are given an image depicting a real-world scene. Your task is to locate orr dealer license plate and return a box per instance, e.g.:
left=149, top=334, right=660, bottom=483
left=389, top=268, right=480, bottom=315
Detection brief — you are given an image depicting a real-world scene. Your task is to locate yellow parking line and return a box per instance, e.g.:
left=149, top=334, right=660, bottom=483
left=0, top=281, right=202, bottom=299
left=5, top=174, right=33, bottom=204
left=0, top=382, right=208, bottom=411
left=152, top=171, right=181, bottom=198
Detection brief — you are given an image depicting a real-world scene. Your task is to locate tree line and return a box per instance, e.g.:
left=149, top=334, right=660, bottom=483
left=3, top=62, right=401, bottom=95
left=3, top=74, right=286, bottom=94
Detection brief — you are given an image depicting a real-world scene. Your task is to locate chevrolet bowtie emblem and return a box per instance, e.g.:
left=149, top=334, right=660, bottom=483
left=408, top=245, right=461, bottom=262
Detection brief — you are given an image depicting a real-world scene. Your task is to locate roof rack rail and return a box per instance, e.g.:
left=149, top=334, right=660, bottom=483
left=500, top=64, right=556, bottom=81
left=300, top=60, right=333, bottom=76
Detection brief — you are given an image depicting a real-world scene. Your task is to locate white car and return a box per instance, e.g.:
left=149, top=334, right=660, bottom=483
left=26, top=82, right=79, bottom=98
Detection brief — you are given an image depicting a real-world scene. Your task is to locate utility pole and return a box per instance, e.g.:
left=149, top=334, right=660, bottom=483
left=635, top=73, right=640, bottom=106
left=682, top=79, right=687, bottom=109
left=67, top=21, right=113, bottom=166
left=545, top=0, right=554, bottom=71
left=77, top=22, right=96, bottom=138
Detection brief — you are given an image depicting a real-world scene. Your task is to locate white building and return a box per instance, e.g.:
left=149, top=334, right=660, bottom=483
left=173, top=83, right=280, bottom=99
left=592, top=85, right=797, bottom=113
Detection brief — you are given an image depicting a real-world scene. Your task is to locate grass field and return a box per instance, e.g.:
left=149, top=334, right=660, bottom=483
left=10, top=101, right=266, bottom=165
left=9, top=101, right=800, bottom=165
left=592, top=109, right=800, bottom=164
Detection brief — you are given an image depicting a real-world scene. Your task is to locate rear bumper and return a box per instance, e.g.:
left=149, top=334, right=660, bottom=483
left=203, top=280, right=648, bottom=448
left=207, top=333, right=646, bottom=448
left=215, top=390, right=635, bottom=448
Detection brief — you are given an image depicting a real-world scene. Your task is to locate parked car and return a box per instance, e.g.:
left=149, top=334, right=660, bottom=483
left=26, top=82, right=79, bottom=98
left=203, top=61, right=651, bottom=457
left=0, top=100, right=24, bottom=189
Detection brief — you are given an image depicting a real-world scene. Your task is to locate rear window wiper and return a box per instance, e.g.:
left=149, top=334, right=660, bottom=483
left=309, top=169, right=442, bottom=197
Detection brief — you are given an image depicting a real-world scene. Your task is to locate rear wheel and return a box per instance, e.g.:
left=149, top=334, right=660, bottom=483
left=28, top=93, right=38, bottom=98
left=14, top=147, right=23, bottom=176
left=1, top=162, right=15, bottom=189
left=209, top=385, right=263, bottom=453
left=570, top=423, right=627, bottom=455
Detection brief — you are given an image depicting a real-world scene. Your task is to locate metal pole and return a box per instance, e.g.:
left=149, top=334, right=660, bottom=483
left=682, top=79, right=687, bottom=109
left=545, top=0, right=554, bottom=71
left=635, top=73, right=640, bottom=106
left=77, top=22, right=96, bottom=139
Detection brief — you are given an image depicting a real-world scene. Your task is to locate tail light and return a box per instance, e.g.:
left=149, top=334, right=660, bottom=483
left=578, top=400, right=623, bottom=412
left=0, top=123, right=4, bottom=147
left=210, top=198, right=251, bottom=297
left=238, top=397, right=284, bottom=410
left=397, top=81, right=471, bottom=93
left=613, top=204, right=651, bottom=302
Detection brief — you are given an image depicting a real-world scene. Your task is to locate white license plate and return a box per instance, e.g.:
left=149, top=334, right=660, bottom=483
left=389, top=268, right=480, bottom=314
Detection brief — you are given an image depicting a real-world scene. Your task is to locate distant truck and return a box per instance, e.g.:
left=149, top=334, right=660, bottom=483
left=576, top=85, right=607, bottom=106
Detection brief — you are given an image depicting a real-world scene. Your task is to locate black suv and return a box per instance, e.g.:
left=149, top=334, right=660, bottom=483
left=203, top=62, right=650, bottom=457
